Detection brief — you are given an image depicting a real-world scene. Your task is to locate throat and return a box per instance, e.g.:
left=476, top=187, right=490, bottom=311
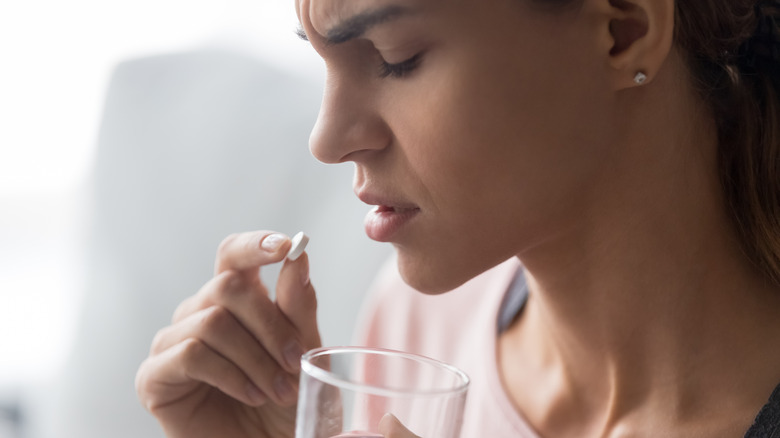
left=496, top=270, right=780, bottom=438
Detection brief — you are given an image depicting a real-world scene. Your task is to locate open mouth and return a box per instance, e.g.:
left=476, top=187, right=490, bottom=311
left=375, top=205, right=420, bottom=214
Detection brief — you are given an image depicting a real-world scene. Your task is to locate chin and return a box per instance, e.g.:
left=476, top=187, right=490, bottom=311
left=394, top=249, right=499, bottom=295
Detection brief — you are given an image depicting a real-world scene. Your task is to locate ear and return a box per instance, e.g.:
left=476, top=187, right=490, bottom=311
left=595, top=0, right=675, bottom=90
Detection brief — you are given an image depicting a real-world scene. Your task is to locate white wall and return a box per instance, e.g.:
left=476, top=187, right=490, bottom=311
left=0, top=2, right=391, bottom=437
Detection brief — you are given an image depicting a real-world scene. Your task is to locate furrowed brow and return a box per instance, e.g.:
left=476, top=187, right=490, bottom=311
left=325, top=5, right=411, bottom=45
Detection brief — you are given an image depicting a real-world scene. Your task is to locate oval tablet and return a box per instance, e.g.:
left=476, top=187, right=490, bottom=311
left=286, top=231, right=309, bottom=261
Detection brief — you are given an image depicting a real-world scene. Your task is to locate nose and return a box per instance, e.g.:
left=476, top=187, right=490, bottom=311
left=309, top=73, right=391, bottom=164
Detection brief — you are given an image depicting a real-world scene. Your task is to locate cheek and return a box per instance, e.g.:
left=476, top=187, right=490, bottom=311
left=396, top=57, right=596, bottom=228
left=433, top=42, right=611, bottom=220
left=381, top=28, right=613, bottom=292
left=385, top=98, right=532, bottom=293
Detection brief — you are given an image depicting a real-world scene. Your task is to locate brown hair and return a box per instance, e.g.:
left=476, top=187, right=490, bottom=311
left=675, top=0, right=780, bottom=285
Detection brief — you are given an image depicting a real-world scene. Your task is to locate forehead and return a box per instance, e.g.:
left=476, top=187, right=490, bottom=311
left=298, top=0, right=426, bottom=38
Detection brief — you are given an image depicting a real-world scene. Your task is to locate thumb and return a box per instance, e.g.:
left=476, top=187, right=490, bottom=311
left=276, top=252, right=321, bottom=350
left=379, top=413, right=421, bottom=438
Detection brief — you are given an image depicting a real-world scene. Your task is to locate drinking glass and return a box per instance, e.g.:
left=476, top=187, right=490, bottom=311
left=295, top=347, right=470, bottom=438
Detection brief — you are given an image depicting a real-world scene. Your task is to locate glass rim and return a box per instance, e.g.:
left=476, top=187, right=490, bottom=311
left=301, top=346, right=470, bottom=398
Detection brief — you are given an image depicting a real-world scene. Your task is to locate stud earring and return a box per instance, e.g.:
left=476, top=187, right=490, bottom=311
left=634, top=71, right=648, bottom=85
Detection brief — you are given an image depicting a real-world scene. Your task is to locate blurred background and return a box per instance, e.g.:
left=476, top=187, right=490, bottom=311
left=0, top=1, right=391, bottom=437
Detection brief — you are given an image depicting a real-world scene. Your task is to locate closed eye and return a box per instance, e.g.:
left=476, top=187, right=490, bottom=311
left=379, top=53, right=423, bottom=79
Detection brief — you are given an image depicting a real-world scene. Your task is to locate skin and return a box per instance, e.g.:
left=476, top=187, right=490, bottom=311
left=136, top=232, right=318, bottom=438
left=304, top=0, right=617, bottom=293
left=137, top=0, right=780, bottom=436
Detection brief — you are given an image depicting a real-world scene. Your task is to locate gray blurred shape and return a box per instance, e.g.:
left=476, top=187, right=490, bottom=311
left=27, top=48, right=390, bottom=438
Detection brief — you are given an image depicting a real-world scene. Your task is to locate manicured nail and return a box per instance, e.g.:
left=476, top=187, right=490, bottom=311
left=261, top=233, right=286, bottom=252
left=284, top=342, right=304, bottom=371
left=274, top=373, right=296, bottom=404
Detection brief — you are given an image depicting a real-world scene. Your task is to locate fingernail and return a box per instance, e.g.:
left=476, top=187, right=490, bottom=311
left=274, top=373, right=296, bottom=404
left=261, top=233, right=286, bottom=252
left=284, top=342, right=304, bottom=371
left=246, top=383, right=266, bottom=405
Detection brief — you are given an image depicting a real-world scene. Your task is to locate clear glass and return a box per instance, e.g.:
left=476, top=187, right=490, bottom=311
left=295, top=347, right=470, bottom=438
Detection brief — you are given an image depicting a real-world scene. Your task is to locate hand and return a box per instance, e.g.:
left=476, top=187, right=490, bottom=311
left=331, top=415, right=421, bottom=438
left=135, top=231, right=321, bottom=438
left=379, top=414, right=422, bottom=438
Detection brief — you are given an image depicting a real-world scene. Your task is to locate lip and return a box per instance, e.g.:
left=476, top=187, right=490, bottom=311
left=356, top=189, right=421, bottom=242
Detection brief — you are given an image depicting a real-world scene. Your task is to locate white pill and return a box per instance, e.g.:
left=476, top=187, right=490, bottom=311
left=286, top=231, right=309, bottom=261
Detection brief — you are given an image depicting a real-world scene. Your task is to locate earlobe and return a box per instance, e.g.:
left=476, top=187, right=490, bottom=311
left=603, top=0, right=675, bottom=89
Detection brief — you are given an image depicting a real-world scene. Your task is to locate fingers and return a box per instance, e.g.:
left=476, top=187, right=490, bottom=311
left=137, top=337, right=268, bottom=412
left=214, top=231, right=292, bottom=275
left=379, top=414, right=421, bottom=438
left=150, top=306, right=299, bottom=406
left=173, top=270, right=264, bottom=323
left=139, top=230, right=322, bottom=419
left=171, top=270, right=306, bottom=374
left=277, top=252, right=321, bottom=350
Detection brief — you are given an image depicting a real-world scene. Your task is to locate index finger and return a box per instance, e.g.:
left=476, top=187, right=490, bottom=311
left=215, top=231, right=292, bottom=274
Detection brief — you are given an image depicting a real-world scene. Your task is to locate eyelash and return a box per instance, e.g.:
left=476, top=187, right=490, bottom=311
left=378, top=53, right=423, bottom=79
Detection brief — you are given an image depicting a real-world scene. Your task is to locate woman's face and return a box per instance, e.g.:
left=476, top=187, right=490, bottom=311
left=297, top=0, right=617, bottom=292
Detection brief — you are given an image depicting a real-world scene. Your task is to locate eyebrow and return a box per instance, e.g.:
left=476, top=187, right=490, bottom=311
left=296, top=5, right=413, bottom=45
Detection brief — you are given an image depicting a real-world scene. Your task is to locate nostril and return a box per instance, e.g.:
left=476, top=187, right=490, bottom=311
left=309, top=111, right=391, bottom=164
left=308, top=117, right=341, bottom=164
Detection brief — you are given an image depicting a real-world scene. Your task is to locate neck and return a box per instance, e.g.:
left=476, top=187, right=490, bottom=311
left=503, top=65, right=780, bottom=437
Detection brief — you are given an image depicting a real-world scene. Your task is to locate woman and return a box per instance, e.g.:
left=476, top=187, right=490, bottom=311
left=135, top=0, right=780, bottom=436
